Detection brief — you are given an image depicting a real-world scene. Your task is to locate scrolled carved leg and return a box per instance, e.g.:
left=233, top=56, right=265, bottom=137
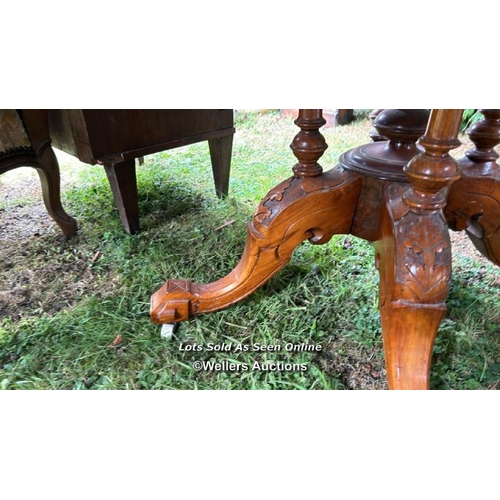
left=376, top=188, right=452, bottom=389
left=151, top=167, right=362, bottom=323
left=374, top=109, right=463, bottom=389
left=36, top=142, right=78, bottom=237
left=151, top=109, right=363, bottom=324
left=445, top=109, right=500, bottom=265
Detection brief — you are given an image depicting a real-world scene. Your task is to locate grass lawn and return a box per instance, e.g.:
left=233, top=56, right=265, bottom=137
left=1, top=110, right=499, bottom=390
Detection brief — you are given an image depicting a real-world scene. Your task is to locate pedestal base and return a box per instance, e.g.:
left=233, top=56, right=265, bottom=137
left=150, top=109, right=499, bottom=390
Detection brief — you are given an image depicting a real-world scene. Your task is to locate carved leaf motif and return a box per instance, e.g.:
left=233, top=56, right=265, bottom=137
left=403, top=219, right=447, bottom=256
left=254, top=178, right=294, bottom=227
left=400, top=218, right=450, bottom=302
left=402, top=263, right=450, bottom=302
left=254, top=207, right=273, bottom=225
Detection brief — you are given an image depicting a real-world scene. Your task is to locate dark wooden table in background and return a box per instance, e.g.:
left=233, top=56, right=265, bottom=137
left=48, top=109, right=235, bottom=233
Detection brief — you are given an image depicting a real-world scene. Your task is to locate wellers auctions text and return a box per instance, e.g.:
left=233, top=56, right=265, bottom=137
left=192, top=360, right=309, bottom=372
left=178, top=342, right=322, bottom=353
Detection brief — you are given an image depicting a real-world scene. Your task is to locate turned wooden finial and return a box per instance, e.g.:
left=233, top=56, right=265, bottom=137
left=373, top=109, right=429, bottom=149
left=403, top=109, right=463, bottom=213
left=369, top=108, right=385, bottom=141
left=340, top=109, right=430, bottom=182
left=463, top=109, right=500, bottom=173
left=291, top=109, right=328, bottom=178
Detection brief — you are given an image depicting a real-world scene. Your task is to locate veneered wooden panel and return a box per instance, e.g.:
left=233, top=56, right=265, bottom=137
left=48, top=110, right=95, bottom=163
left=80, top=109, right=234, bottom=159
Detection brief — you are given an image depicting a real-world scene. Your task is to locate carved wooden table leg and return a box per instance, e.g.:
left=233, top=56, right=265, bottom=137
left=338, top=109, right=463, bottom=389
left=151, top=110, right=362, bottom=324
left=444, top=109, right=500, bottom=265
left=376, top=110, right=463, bottom=389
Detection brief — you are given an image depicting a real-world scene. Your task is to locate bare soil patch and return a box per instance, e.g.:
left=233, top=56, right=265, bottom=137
left=0, top=174, right=119, bottom=322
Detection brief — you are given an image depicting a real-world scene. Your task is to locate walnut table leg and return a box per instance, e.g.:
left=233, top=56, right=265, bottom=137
left=377, top=109, right=462, bottom=389
left=151, top=110, right=362, bottom=324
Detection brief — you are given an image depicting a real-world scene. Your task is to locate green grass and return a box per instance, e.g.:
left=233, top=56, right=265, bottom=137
left=1, top=110, right=499, bottom=390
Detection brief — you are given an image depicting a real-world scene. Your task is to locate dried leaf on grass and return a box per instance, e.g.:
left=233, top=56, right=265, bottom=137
left=107, top=334, right=123, bottom=348
left=214, top=220, right=236, bottom=231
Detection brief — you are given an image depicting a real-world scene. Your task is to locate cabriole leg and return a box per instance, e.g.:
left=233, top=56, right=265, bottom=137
left=151, top=110, right=362, bottom=324
left=36, top=143, right=77, bottom=237
left=377, top=109, right=463, bottom=389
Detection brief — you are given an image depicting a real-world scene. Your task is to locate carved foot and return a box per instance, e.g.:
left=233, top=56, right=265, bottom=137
left=151, top=167, right=362, bottom=324
left=376, top=187, right=452, bottom=389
